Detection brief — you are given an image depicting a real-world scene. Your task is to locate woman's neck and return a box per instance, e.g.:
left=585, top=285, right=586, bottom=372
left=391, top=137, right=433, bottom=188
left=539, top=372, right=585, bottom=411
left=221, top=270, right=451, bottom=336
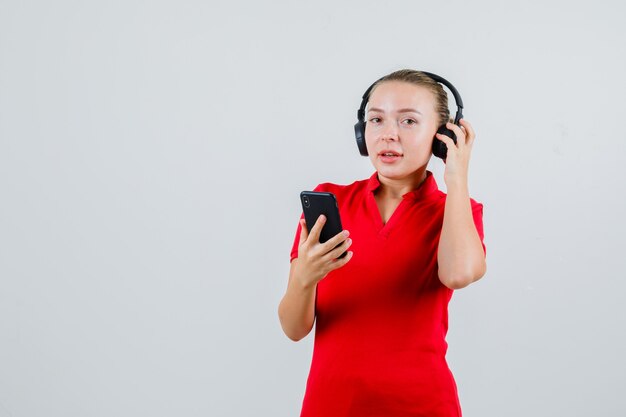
left=376, top=167, right=428, bottom=200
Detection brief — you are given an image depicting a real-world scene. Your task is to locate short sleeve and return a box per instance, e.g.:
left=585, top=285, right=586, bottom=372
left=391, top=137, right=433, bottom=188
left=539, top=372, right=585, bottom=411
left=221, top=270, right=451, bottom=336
left=470, top=199, right=486, bottom=255
left=290, top=214, right=304, bottom=262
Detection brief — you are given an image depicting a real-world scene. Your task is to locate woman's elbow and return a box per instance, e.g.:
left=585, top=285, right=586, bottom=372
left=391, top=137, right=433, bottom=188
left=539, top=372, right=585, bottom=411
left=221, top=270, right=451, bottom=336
left=439, top=262, right=487, bottom=290
left=280, top=325, right=311, bottom=342
left=277, top=306, right=312, bottom=342
left=285, top=332, right=306, bottom=342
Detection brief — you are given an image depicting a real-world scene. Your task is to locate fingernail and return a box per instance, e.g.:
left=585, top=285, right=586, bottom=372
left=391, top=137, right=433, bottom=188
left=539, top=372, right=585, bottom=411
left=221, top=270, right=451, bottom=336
left=343, top=230, right=349, bottom=237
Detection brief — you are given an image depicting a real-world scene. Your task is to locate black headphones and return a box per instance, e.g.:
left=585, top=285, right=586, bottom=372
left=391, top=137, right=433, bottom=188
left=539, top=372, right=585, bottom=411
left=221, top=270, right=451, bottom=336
left=354, top=71, right=464, bottom=160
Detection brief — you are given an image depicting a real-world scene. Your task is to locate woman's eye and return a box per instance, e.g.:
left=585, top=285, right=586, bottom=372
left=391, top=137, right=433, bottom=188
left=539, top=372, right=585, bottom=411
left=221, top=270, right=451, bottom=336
left=369, top=117, right=381, bottom=123
left=402, top=118, right=417, bottom=125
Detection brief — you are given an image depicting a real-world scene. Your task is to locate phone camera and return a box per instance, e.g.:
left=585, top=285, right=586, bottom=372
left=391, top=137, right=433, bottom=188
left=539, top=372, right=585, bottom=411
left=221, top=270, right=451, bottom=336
left=302, top=195, right=310, bottom=208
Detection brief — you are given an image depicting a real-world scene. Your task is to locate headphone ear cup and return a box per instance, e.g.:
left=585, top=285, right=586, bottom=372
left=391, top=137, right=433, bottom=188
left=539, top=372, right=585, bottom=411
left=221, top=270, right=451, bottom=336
left=354, top=121, right=369, bottom=156
left=432, top=125, right=457, bottom=160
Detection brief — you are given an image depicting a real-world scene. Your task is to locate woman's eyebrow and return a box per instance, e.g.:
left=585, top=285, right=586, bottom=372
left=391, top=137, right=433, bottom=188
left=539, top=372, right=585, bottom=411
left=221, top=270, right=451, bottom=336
left=367, top=107, right=423, bottom=115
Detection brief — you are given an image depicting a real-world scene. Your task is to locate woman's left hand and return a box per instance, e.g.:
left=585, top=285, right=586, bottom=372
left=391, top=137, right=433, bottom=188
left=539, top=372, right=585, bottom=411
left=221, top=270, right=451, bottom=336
left=435, top=119, right=476, bottom=186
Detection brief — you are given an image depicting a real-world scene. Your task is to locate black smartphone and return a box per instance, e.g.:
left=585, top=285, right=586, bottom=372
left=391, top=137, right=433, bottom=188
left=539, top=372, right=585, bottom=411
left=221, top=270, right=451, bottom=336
left=300, top=191, right=347, bottom=259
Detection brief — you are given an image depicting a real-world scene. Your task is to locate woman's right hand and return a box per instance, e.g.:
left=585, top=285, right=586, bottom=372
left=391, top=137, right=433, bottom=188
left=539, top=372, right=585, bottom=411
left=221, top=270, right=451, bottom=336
left=292, top=215, right=353, bottom=289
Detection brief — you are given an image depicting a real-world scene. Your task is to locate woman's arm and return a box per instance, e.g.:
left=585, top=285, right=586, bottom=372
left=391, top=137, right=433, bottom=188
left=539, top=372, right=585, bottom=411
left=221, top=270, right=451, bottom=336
left=278, top=258, right=318, bottom=341
left=435, top=119, right=486, bottom=289
left=278, top=216, right=353, bottom=341
left=437, top=180, right=486, bottom=289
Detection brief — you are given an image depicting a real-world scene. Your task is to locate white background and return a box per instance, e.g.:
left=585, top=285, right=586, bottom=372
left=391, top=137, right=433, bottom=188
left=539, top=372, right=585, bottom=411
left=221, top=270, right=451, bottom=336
left=1, top=0, right=625, bottom=416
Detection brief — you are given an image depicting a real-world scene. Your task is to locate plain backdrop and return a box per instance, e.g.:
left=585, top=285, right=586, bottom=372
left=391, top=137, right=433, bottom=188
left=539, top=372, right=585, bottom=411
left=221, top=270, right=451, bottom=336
left=1, top=0, right=625, bottom=416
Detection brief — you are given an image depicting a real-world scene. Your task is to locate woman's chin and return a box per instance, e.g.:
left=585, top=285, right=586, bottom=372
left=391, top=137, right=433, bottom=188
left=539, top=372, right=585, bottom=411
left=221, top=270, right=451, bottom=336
left=375, top=163, right=428, bottom=181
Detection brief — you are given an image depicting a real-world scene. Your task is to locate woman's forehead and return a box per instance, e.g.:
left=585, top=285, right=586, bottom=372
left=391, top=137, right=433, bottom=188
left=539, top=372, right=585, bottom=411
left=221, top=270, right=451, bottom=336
left=368, top=81, right=436, bottom=112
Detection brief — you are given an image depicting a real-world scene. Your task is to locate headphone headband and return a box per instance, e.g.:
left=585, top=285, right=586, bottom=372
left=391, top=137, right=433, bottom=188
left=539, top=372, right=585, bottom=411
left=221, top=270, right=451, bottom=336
left=420, top=71, right=464, bottom=124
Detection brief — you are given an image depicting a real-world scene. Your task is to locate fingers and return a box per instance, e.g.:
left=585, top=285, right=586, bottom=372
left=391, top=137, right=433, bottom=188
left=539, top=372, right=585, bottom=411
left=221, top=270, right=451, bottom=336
left=436, top=120, right=476, bottom=155
left=329, top=242, right=353, bottom=262
left=295, top=229, right=353, bottom=286
left=320, top=229, right=349, bottom=252
left=444, top=120, right=475, bottom=148
left=436, top=131, right=456, bottom=152
left=297, top=216, right=354, bottom=281
left=459, top=119, right=475, bottom=145
left=307, top=214, right=326, bottom=243
left=445, top=122, right=466, bottom=147
left=322, top=234, right=352, bottom=261
left=327, top=250, right=353, bottom=270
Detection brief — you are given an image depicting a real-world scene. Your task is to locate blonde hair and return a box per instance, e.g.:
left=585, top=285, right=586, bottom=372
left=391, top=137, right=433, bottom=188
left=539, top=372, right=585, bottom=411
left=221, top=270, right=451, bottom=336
left=369, top=69, right=450, bottom=127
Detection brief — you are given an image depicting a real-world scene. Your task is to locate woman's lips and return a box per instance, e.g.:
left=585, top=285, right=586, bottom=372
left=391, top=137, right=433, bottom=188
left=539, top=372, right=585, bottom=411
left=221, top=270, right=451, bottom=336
left=378, top=151, right=403, bottom=163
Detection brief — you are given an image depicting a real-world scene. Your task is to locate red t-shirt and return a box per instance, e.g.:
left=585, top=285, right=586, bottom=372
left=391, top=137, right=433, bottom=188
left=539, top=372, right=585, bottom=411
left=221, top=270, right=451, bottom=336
left=290, top=171, right=485, bottom=417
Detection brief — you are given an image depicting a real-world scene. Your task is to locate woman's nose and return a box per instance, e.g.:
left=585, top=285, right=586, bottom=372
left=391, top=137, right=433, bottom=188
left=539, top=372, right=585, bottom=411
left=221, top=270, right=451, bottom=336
left=380, top=122, right=398, bottom=142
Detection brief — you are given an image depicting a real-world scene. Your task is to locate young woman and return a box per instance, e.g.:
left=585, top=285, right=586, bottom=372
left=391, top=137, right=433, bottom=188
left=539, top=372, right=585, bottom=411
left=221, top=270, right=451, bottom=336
left=278, top=69, right=486, bottom=416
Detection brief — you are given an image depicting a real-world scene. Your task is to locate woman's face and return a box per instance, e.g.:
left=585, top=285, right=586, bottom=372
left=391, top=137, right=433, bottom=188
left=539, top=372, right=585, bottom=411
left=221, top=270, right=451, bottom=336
left=365, top=81, right=439, bottom=182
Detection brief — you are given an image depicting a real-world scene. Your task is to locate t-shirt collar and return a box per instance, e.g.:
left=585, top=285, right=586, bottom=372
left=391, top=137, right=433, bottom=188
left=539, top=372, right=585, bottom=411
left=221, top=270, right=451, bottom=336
left=366, top=170, right=439, bottom=200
